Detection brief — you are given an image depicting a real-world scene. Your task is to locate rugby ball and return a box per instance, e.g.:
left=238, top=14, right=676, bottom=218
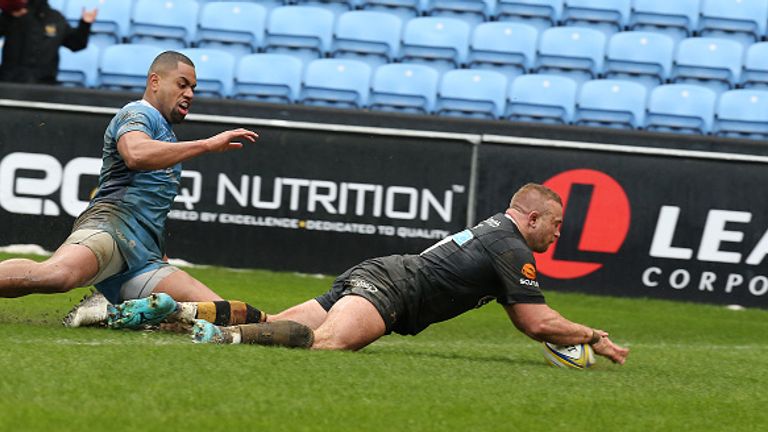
left=542, top=342, right=595, bottom=369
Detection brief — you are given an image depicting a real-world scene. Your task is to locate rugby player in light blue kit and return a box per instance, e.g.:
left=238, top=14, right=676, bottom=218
left=0, top=51, right=258, bottom=309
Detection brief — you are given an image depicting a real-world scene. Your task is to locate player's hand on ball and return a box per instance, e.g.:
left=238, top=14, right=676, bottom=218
left=592, top=336, right=630, bottom=365
left=205, top=129, right=258, bottom=153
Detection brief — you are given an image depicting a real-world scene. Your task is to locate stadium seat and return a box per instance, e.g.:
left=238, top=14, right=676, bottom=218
left=495, top=0, right=563, bottom=31
left=300, top=59, right=372, bottom=108
left=426, top=0, right=497, bottom=26
left=561, top=0, right=631, bottom=35
left=603, top=31, right=674, bottom=89
left=129, top=0, right=200, bottom=49
left=57, top=45, right=100, bottom=88
left=742, top=42, right=768, bottom=88
left=671, top=37, right=743, bottom=94
left=713, top=89, right=768, bottom=139
left=179, top=48, right=236, bottom=98
left=645, top=84, right=717, bottom=134
left=332, top=11, right=402, bottom=67
left=232, top=54, right=304, bottom=104
left=49, top=0, right=66, bottom=11
left=360, top=0, right=428, bottom=20
left=292, top=0, right=356, bottom=16
left=628, top=0, right=700, bottom=42
left=369, top=63, right=440, bottom=114
left=99, top=44, right=165, bottom=92
left=698, top=0, right=768, bottom=46
left=535, top=26, right=606, bottom=84
left=400, top=17, right=471, bottom=73
left=435, top=69, right=508, bottom=119
left=196, top=2, right=267, bottom=57
left=64, top=0, right=131, bottom=47
left=505, top=74, right=577, bottom=124
left=264, top=6, right=335, bottom=64
left=468, top=22, right=538, bottom=79
left=574, top=79, right=647, bottom=129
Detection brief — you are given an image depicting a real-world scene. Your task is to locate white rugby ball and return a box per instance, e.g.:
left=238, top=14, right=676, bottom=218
left=542, top=342, right=595, bottom=369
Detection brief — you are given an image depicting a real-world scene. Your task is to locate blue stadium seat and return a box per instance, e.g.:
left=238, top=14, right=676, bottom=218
left=742, top=42, right=768, bottom=88
left=495, top=0, right=563, bottom=31
left=400, top=17, right=472, bottom=73
left=468, top=22, right=538, bottom=79
left=505, top=74, right=577, bottom=123
left=574, top=79, right=647, bottom=129
left=535, top=26, right=606, bottom=84
left=49, top=0, right=67, bottom=11
left=628, top=0, right=700, bottom=42
left=58, top=45, right=100, bottom=87
left=435, top=69, right=508, bottom=119
left=196, top=2, right=267, bottom=57
left=300, top=59, right=372, bottom=108
left=99, top=44, right=165, bottom=92
left=427, top=0, right=497, bottom=26
left=179, top=48, right=236, bottom=98
left=699, top=0, right=768, bottom=46
left=562, top=0, right=631, bottom=35
left=332, top=11, right=402, bottom=67
left=714, top=89, right=768, bottom=139
left=645, top=84, right=717, bottom=134
left=369, top=63, right=440, bottom=114
left=232, top=54, right=303, bottom=104
left=264, top=6, right=335, bottom=64
left=64, top=0, right=132, bottom=47
left=130, top=0, right=200, bottom=49
left=603, top=31, right=674, bottom=89
left=671, top=37, right=744, bottom=94
left=360, top=0, right=428, bottom=20
left=292, top=0, right=356, bottom=16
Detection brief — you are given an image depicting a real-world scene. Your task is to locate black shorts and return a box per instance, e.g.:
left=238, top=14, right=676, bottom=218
left=315, top=261, right=408, bottom=335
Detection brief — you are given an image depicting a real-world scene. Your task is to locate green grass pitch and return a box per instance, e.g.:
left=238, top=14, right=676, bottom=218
left=1, top=252, right=767, bottom=431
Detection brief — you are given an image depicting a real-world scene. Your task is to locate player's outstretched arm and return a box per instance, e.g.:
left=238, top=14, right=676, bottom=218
left=504, top=303, right=629, bottom=364
left=118, top=129, right=258, bottom=170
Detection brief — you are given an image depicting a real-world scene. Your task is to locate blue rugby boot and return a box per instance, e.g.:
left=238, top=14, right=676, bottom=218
left=191, top=319, right=233, bottom=344
left=108, top=293, right=178, bottom=329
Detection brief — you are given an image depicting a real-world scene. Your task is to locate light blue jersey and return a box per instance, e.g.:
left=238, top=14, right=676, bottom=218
left=73, top=100, right=181, bottom=302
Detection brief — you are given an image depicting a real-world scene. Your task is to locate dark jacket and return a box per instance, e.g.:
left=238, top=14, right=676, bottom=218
left=0, top=0, right=92, bottom=84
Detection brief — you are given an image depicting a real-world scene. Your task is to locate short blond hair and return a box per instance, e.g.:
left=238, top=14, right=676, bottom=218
left=509, top=183, right=562, bottom=212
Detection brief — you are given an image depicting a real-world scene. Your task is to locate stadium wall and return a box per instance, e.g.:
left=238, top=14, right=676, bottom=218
left=1, top=84, right=767, bottom=308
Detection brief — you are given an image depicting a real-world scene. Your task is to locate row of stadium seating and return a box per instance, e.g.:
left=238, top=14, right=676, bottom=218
left=58, top=24, right=768, bottom=95
left=53, top=0, right=768, bottom=51
left=56, top=45, right=768, bottom=139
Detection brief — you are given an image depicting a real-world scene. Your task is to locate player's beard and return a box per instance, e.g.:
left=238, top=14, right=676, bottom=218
left=169, top=101, right=189, bottom=124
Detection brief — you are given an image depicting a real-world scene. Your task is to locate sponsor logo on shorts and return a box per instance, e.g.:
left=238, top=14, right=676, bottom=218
left=519, top=278, right=540, bottom=288
left=349, top=278, right=378, bottom=293
left=521, top=263, right=537, bottom=280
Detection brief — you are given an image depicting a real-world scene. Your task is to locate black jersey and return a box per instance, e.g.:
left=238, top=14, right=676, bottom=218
left=333, top=213, right=546, bottom=335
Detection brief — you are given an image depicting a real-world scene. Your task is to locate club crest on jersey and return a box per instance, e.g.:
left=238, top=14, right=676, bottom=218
left=521, top=263, right=537, bottom=280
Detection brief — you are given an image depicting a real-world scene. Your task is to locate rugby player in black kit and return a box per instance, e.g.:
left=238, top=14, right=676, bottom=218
left=192, top=183, right=629, bottom=365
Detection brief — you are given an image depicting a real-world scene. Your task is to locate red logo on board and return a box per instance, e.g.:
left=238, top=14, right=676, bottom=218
left=536, top=169, right=631, bottom=279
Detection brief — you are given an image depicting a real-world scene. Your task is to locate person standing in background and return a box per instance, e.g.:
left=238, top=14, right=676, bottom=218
left=0, top=0, right=97, bottom=84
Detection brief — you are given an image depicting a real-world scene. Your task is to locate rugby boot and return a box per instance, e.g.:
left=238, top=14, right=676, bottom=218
left=107, top=293, right=178, bottom=329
